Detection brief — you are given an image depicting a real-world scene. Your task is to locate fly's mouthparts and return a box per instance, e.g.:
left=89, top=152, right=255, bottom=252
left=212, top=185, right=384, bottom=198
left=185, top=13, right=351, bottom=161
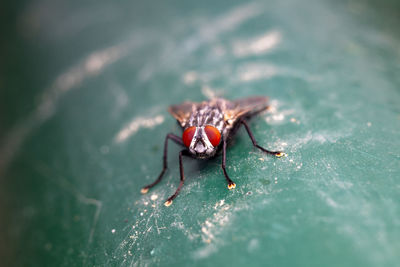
left=193, top=138, right=207, bottom=153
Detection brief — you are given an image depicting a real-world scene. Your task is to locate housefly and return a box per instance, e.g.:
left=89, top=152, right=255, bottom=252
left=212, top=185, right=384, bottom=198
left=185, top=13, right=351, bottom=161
left=141, top=96, right=286, bottom=206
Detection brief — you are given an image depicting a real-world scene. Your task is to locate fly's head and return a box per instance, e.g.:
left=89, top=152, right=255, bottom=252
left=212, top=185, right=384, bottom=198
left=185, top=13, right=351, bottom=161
left=182, top=125, right=221, bottom=159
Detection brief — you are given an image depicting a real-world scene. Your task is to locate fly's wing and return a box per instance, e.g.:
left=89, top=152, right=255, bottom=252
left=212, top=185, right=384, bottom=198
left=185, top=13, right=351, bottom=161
left=222, top=96, right=269, bottom=125
left=168, top=101, right=198, bottom=128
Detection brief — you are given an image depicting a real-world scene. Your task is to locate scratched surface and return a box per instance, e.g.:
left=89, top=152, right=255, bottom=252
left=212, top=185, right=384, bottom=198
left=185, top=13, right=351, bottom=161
left=1, top=0, right=400, bottom=266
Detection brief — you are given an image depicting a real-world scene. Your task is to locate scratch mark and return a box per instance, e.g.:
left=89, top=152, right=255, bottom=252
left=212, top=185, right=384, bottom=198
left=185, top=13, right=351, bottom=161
left=0, top=35, right=151, bottom=178
left=114, top=115, right=165, bottom=144
left=155, top=218, right=161, bottom=235
left=35, top=163, right=103, bottom=244
left=182, top=2, right=263, bottom=53
left=348, top=146, right=381, bottom=161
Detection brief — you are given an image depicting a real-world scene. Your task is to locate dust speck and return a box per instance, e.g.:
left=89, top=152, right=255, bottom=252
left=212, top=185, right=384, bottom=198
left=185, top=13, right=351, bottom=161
left=183, top=71, right=198, bottom=85
left=248, top=238, right=260, bottom=252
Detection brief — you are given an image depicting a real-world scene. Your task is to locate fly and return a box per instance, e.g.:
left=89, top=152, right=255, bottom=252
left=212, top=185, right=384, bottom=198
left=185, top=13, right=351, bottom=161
left=141, top=96, right=286, bottom=206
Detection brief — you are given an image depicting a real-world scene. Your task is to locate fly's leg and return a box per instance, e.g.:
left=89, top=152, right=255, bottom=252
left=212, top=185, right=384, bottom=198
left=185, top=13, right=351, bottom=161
left=222, top=139, right=236, bottom=190
left=241, top=120, right=286, bottom=157
left=164, top=150, right=190, bottom=206
left=141, top=133, right=183, bottom=194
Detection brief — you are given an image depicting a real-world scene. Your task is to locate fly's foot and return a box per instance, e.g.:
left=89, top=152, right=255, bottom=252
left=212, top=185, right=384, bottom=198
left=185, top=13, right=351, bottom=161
left=228, top=182, right=236, bottom=190
left=274, top=152, right=287, bottom=158
left=140, top=187, right=149, bottom=194
left=164, top=199, right=173, bottom=207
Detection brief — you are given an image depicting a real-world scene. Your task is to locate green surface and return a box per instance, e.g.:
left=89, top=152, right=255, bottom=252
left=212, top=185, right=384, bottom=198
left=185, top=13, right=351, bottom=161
left=1, top=0, right=400, bottom=266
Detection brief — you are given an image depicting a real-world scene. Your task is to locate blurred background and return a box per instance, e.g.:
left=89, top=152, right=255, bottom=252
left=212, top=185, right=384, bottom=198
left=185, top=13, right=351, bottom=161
left=1, top=0, right=400, bottom=266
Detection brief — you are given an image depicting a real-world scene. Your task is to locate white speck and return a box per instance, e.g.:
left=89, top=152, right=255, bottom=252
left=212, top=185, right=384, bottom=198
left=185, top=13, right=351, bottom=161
left=144, top=201, right=148, bottom=206
left=238, top=63, right=278, bottom=82
left=111, top=229, right=116, bottom=234
left=183, top=71, right=198, bottom=85
left=326, top=197, right=338, bottom=208
left=151, top=194, right=158, bottom=201
left=248, top=238, right=260, bottom=252
left=297, top=163, right=302, bottom=169
left=313, top=134, right=327, bottom=143
left=201, top=85, right=218, bottom=99
left=367, top=122, right=372, bottom=127
left=192, top=244, right=217, bottom=259
left=140, top=212, right=144, bottom=216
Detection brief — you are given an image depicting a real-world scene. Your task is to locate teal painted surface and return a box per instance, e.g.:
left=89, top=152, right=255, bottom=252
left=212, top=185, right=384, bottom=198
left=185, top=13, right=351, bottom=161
left=1, top=0, right=400, bottom=266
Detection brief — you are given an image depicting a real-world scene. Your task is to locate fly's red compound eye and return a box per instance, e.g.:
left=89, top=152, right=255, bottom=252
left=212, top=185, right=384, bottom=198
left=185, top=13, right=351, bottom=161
left=182, top=126, right=196, bottom=147
left=204, top=125, right=221, bottom=147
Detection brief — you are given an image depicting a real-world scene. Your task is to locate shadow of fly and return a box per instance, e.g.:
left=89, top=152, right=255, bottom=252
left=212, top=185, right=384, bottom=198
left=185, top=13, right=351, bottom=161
left=141, top=96, right=286, bottom=206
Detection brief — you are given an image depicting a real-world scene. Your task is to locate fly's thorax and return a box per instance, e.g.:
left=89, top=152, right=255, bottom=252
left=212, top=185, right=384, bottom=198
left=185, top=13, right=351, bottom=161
left=187, top=105, right=225, bottom=132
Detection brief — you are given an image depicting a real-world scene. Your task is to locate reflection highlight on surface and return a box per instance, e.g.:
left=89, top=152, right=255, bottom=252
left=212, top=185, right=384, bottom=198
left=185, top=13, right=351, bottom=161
left=233, top=30, right=281, bottom=57
left=115, top=115, right=165, bottom=144
left=0, top=42, right=130, bottom=177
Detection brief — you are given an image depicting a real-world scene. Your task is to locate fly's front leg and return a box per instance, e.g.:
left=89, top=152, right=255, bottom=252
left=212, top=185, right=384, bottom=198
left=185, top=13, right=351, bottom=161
left=164, top=149, right=190, bottom=207
left=141, top=133, right=183, bottom=194
left=241, top=120, right=286, bottom=157
left=222, top=138, right=236, bottom=190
